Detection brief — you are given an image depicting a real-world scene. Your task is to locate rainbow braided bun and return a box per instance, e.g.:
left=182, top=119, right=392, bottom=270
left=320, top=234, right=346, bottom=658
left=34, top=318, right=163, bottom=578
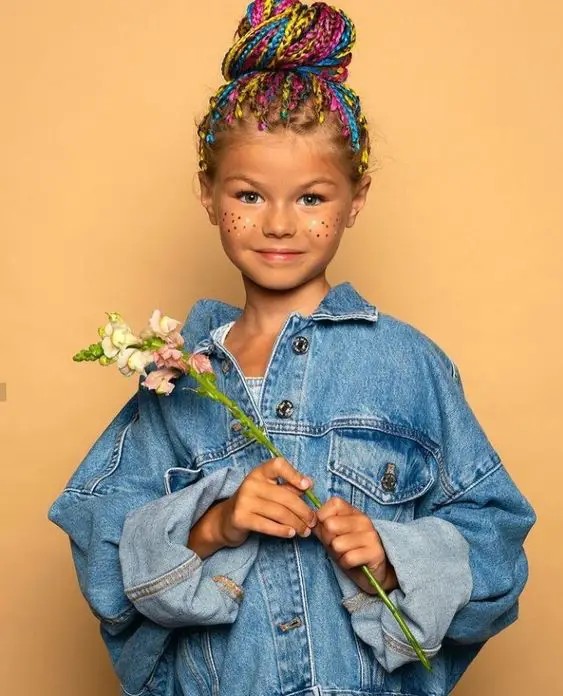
left=198, top=0, right=370, bottom=178
left=223, top=0, right=355, bottom=83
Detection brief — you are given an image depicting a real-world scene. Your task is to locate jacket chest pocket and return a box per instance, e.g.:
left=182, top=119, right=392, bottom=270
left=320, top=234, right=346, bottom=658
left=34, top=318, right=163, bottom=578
left=327, top=428, right=434, bottom=522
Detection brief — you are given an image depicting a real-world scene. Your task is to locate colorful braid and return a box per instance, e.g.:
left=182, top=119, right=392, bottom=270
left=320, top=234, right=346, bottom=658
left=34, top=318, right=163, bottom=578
left=198, top=0, right=370, bottom=177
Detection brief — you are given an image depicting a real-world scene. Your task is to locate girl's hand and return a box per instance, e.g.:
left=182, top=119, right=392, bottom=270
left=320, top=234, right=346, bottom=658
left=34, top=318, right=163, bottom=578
left=216, top=457, right=317, bottom=548
left=313, top=497, right=398, bottom=594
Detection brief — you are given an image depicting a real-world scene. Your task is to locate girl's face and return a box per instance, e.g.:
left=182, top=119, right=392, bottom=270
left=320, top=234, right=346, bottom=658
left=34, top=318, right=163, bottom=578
left=199, top=127, right=370, bottom=294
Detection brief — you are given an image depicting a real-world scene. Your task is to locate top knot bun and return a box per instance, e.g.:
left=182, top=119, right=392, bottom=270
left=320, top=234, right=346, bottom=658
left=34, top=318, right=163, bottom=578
left=222, top=0, right=356, bottom=83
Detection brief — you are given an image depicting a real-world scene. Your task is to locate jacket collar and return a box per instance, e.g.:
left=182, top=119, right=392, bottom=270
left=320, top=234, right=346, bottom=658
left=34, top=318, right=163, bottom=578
left=310, top=282, right=378, bottom=323
left=185, top=282, right=378, bottom=350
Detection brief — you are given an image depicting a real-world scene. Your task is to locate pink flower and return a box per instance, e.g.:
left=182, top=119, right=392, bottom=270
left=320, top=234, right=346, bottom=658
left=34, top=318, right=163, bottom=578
left=154, top=346, right=186, bottom=372
left=187, top=353, right=213, bottom=375
left=164, top=330, right=184, bottom=349
left=143, top=368, right=181, bottom=395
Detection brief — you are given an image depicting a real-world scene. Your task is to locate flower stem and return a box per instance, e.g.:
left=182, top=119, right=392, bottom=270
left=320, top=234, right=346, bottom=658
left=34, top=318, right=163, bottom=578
left=185, top=362, right=431, bottom=671
left=361, top=567, right=432, bottom=671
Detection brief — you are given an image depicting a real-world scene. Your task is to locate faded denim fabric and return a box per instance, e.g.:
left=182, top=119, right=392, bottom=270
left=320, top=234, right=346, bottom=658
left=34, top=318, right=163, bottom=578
left=49, top=283, right=535, bottom=696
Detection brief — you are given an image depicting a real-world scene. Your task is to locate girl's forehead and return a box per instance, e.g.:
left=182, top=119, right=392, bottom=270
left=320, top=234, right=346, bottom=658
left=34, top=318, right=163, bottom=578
left=215, top=129, right=349, bottom=184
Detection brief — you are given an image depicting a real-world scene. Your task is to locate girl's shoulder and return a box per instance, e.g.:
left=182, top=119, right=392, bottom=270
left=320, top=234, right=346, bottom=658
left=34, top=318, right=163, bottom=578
left=374, top=310, right=462, bottom=387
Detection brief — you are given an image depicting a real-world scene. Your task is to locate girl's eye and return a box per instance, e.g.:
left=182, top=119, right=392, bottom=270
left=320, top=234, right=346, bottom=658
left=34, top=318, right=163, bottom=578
left=237, top=191, right=263, bottom=204
left=299, top=194, right=324, bottom=207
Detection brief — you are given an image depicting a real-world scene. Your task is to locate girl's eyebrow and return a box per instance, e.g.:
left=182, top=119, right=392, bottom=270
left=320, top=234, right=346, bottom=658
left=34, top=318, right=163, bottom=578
left=224, top=175, right=337, bottom=189
left=223, top=175, right=264, bottom=188
left=301, top=178, right=338, bottom=188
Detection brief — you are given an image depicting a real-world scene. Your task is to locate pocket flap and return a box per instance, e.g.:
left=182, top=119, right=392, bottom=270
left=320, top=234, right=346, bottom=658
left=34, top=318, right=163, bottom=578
left=328, top=429, right=434, bottom=505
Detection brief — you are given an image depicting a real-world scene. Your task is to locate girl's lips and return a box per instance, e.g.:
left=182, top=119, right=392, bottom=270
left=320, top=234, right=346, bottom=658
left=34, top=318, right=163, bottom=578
left=255, top=250, right=304, bottom=262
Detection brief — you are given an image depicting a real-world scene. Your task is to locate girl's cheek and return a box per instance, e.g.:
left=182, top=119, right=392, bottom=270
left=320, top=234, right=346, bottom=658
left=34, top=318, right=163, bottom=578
left=308, top=214, right=344, bottom=239
left=220, top=209, right=259, bottom=237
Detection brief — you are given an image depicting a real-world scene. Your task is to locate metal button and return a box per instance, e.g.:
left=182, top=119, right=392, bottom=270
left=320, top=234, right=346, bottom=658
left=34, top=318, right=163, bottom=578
left=276, top=400, right=294, bottom=418
left=292, top=336, right=309, bottom=354
left=381, top=463, right=397, bottom=492
left=230, top=421, right=242, bottom=432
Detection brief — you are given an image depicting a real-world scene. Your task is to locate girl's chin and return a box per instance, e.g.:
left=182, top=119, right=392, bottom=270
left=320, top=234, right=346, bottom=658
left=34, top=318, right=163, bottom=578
left=241, top=270, right=328, bottom=294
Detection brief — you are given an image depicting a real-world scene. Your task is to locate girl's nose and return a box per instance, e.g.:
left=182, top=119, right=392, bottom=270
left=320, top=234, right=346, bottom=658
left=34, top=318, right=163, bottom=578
left=262, top=205, right=297, bottom=238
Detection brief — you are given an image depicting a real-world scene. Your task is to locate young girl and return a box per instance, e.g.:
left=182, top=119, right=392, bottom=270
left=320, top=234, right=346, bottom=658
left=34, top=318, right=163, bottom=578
left=49, top=2, right=535, bottom=695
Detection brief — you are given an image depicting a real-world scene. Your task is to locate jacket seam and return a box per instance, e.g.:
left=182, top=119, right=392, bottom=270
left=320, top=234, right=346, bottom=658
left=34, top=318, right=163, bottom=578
left=125, top=555, right=200, bottom=601
left=310, top=311, right=378, bottom=322
left=382, top=627, right=441, bottom=658
left=86, top=414, right=138, bottom=494
left=440, top=459, right=503, bottom=504
left=95, top=604, right=136, bottom=626
left=194, top=418, right=439, bottom=467
left=61, top=487, right=104, bottom=498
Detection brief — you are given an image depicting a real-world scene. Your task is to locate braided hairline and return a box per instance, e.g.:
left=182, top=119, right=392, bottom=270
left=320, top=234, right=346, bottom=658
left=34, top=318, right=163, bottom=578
left=198, top=76, right=370, bottom=181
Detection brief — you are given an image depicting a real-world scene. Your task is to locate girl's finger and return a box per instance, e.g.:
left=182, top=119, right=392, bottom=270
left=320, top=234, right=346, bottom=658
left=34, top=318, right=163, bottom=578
left=329, top=531, right=379, bottom=558
left=256, top=483, right=317, bottom=528
left=321, top=512, right=373, bottom=536
left=258, top=457, right=312, bottom=491
left=245, top=513, right=299, bottom=539
left=250, top=499, right=313, bottom=537
left=316, top=496, right=355, bottom=522
left=278, top=481, right=306, bottom=497
left=338, top=546, right=385, bottom=571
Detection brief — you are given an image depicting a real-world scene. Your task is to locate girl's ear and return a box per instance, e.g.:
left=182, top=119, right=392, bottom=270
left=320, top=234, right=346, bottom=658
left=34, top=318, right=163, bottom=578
left=198, top=172, right=218, bottom=225
left=346, top=174, right=371, bottom=228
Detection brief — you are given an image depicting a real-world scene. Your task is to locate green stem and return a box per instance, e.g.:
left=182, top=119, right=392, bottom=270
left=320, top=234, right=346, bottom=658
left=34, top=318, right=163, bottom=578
left=361, top=567, right=432, bottom=671
left=185, top=361, right=431, bottom=671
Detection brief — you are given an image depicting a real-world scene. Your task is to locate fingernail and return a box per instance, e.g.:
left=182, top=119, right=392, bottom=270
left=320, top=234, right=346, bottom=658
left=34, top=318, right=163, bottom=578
left=300, top=477, right=311, bottom=489
left=301, top=527, right=311, bottom=537
left=287, top=528, right=296, bottom=537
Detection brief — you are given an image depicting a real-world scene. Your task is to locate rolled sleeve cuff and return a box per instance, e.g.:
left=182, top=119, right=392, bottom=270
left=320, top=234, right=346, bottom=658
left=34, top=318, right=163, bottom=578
left=119, top=467, right=259, bottom=628
left=333, top=516, right=472, bottom=672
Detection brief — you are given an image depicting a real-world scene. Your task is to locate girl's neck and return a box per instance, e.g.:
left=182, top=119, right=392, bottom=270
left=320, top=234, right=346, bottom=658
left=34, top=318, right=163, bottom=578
left=238, top=275, right=331, bottom=337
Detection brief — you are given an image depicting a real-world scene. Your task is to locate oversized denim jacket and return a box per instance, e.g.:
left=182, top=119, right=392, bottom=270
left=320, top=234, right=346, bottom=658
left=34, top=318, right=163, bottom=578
left=49, top=283, right=535, bottom=696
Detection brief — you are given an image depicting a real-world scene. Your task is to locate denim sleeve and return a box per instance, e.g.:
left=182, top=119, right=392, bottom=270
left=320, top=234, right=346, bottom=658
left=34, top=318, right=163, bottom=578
left=48, top=386, right=256, bottom=694
left=333, top=356, right=535, bottom=673
left=119, top=469, right=259, bottom=628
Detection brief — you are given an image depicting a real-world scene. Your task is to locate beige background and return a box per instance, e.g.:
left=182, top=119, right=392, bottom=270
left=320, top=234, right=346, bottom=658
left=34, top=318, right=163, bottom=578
left=1, top=1, right=561, bottom=694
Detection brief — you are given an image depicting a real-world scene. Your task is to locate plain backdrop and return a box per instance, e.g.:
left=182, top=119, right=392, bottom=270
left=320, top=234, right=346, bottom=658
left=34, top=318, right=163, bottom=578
left=1, top=1, right=561, bottom=694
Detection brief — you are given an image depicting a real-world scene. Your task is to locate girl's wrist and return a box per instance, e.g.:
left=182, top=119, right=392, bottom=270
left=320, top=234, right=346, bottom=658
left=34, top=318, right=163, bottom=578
left=187, top=500, right=230, bottom=559
left=381, top=562, right=398, bottom=593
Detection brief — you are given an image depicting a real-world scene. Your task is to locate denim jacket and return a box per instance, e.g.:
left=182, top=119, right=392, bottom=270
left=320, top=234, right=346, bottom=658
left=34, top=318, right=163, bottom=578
left=49, top=283, right=535, bottom=696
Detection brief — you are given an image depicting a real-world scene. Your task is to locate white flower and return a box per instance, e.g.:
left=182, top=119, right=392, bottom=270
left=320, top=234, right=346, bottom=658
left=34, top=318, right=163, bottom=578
left=148, top=310, right=181, bottom=338
left=116, top=348, right=153, bottom=377
left=128, top=349, right=154, bottom=376
left=101, top=336, right=119, bottom=359
left=101, top=314, right=141, bottom=360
